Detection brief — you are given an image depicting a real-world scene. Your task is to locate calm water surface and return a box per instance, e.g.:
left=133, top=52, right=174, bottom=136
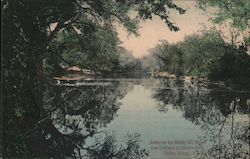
left=28, top=78, right=250, bottom=158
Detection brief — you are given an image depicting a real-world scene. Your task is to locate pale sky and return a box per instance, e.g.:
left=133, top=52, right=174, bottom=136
left=116, top=0, right=213, bottom=58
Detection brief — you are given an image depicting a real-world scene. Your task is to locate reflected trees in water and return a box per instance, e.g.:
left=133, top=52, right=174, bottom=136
left=151, top=79, right=250, bottom=158
left=152, top=79, right=249, bottom=119
left=23, top=82, right=148, bottom=158
left=152, top=79, right=210, bottom=120
left=194, top=99, right=249, bottom=159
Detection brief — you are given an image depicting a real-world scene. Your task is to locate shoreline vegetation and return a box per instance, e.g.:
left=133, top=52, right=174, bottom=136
left=53, top=66, right=250, bottom=91
left=2, top=0, right=250, bottom=158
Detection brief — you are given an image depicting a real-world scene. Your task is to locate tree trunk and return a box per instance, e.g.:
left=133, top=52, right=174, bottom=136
left=32, top=47, right=46, bottom=118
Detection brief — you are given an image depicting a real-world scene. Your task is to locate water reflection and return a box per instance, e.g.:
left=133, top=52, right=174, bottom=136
left=152, top=78, right=250, bottom=158
left=194, top=100, right=249, bottom=159
left=27, top=80, right=148, bottom=158
left=25, top=78, right=249, bottom=158
left=152, top=79, right=212, bottom=124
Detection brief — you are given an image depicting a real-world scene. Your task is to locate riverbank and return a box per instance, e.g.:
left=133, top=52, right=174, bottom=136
left=53, top=68, right=250, bottom=91
left=153, top=71, right=250, bottom=90
left=154, top=71, right=209, bottom=83
left=53, top=66, right=97, bottom=83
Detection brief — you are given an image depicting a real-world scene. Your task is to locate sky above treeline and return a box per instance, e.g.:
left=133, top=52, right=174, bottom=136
left=116, top=0, right=213, bottom=58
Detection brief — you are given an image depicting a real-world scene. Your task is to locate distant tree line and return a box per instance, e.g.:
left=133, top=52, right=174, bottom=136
left=46, top=23, right=140, bottom=76
left=143, top=31, right=250, bottom=84
left=142, top=0, right=250, bottom=86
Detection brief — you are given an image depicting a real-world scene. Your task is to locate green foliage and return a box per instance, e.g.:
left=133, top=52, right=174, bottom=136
left=146, top=31, right=250, bottom=84
left=113, top=47, right=140, bottom=75
left=83, top=25, right=120, bottom=72
left=196, top=0, right=250, bottom=84
left=209, top=44, right=250, bottom=83
left=180, top=32, right=225, bottom=76
left=148, top=41, right=183, bottom=75
left=49, top=23, right=121, bottom=73
left=198, top=0, right=250, bottom=30
left=146, top=31, right=225, bottom=77
left=2, top=0, right=185, bottom=157
left=137, top=0, right=185, bottom=31
left=244, top=36, right=250, bottom=46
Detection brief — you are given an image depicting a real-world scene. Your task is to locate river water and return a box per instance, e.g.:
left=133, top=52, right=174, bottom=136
left=28, top=78, right=250, bottom=158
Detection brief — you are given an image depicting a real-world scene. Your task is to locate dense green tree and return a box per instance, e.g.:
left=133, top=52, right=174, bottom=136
left=198, top=0, right=250, bottom=30
left=148, top=41, right=183, bottom=76
left=209, top=43, right=250, bottom=85
left=144, top=32, right=225, bottom=77
left=180, top=31, right=225, bottom=76
left=2, top=0, right=186, bottom=157
left=49, top=23, right=121, bottom=73
left=114, top=47, right=139, bottom=75
left=197, top=0, right=250, bottom=57
left=144, top=30, right=250, bottom=84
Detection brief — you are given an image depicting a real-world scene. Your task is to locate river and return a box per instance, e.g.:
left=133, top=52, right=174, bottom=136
left=27, top=78, right=250, bottom=159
